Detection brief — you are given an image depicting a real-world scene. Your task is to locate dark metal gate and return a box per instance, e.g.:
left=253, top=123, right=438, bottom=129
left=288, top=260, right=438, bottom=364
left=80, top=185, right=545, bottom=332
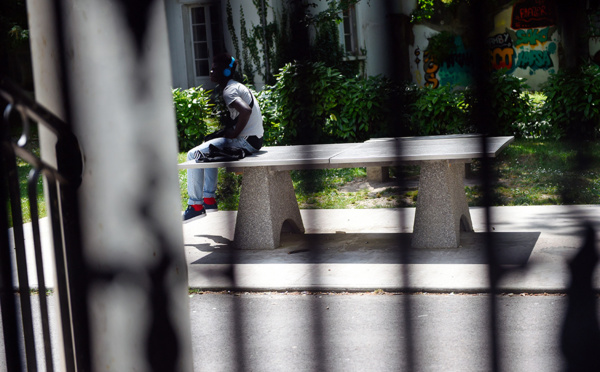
left=1, top=76, right=89, bottom=371
left=1, top=0, right=600, bottom=371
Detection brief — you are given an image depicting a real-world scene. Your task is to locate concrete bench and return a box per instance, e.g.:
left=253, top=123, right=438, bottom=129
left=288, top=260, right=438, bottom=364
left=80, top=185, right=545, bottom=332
left=178, top=135, right=514, bottom=250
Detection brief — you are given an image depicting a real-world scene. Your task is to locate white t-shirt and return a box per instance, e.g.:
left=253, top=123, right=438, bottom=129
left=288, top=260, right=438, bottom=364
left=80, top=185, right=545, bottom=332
left=222, top=80, right=264, bottom=138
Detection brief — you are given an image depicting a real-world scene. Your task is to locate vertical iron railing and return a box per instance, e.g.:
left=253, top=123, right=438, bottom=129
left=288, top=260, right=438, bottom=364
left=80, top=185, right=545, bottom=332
left=2, top=0, right=600, bottom=371
left=0, top=76, right=89, bottom=371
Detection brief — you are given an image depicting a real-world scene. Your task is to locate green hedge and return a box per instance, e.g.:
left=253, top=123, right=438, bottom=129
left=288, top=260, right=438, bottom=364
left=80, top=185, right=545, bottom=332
left=173, top=63, right=600, bottom=146
left=172, top=86, right=215, bottom=152
left=257, top=62, right=394, bottom=145
left=542, top=64, right=600, bottom=140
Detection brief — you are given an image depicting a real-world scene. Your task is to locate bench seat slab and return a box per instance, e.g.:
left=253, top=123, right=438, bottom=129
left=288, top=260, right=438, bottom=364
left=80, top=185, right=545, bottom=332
left=412, top=160, right=473, bottom=249
left=234, top=167, right=305, bottom=250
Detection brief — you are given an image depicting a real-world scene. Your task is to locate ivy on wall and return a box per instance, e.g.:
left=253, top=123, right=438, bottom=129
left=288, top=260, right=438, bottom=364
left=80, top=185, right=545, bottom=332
left=227, top=0, right=291, bottom=85
left=226, top=0, right=363, bottom=85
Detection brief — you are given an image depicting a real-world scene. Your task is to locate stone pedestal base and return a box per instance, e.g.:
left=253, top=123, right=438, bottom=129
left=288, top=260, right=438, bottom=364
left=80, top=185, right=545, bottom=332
left=234, top=167, right=305, bottom=250
left=367, top=166, right=389, bottom=183
left=412, top=161, right=473, bottom=249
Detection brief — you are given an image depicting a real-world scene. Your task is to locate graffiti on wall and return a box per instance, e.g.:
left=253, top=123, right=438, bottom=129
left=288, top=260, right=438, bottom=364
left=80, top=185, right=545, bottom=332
left=437, top=36, right=473, bottom=87
left=511, top=0, right=556, bottom=29
left=423, top=50, right=439, bottom=88
left=487, top=26, right=557, bottom=75
left=410, top=0, right=558, bottom=89
left=516, top=44, right=556, bottom=71
left=514, top=27, right=553, bottom=46
left=512, top=26, right=557, bottom=73
left=420, top=36, right=473, bottom=88
left=487, top=32, right=516, bottom=72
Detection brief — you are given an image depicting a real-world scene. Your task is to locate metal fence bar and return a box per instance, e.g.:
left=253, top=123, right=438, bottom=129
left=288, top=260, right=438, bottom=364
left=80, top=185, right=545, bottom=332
left=3, top=104, right=39, bottom=371
left=27, top=168, right=54, bottom=372
left=1, top=77, right=85, bottom=371
left=0, top=105, right=24, bottom=372
left=467, top=2, right=503, bottom=371
left=382, top=1, right=416, bottom=370
left=5, top=1, right=600, bottom=371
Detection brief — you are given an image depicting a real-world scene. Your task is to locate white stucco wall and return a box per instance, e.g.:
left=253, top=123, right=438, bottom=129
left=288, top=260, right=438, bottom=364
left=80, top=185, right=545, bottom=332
left=164, top=0, right=190, bottom=88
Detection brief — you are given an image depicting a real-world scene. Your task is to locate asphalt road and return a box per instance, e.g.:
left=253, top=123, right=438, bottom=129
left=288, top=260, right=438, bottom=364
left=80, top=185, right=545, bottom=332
left=3, top=292, right=592, bottom=371
left=190, top=292, right=570, bottom=372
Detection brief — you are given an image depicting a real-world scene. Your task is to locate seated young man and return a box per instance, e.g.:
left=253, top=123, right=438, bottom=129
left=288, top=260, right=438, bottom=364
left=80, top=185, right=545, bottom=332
left=183, top=53, right=264, bottom=222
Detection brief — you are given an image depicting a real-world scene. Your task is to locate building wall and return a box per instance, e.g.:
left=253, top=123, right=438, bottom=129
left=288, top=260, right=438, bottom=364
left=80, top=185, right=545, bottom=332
left=166, top=1, right=567, bottom=92
left=407, top=0, right=560, bottom=91
left=165, top=0, right=406, bottom=90
left=164, top=0, right=265, bottom=90
left=490, top=2, right=560, bottom=90
left=164, top=0, right=190, bottom=88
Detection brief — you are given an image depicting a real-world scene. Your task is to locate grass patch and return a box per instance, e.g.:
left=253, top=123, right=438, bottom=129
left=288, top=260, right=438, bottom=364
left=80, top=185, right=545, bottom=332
left=490, top=140, right=600, bottom=205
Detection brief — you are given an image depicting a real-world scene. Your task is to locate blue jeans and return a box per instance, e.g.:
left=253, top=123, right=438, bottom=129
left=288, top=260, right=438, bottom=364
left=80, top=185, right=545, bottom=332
left=186, top=137, right=259, bottom=206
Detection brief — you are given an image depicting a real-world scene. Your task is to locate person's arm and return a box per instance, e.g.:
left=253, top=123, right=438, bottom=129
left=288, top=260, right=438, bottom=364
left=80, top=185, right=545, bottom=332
left=225, top=98, right=252, bottom=138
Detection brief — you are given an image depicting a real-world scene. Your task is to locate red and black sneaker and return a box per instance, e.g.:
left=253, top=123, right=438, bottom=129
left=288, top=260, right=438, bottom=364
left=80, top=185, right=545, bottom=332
left=203, top=197, right=218, bottom=213
left=183, top=204, right=206, bottom=223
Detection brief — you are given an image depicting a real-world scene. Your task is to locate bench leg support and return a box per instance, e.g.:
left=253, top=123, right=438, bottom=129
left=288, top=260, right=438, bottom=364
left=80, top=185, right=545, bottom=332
left=234, top=167, right=305, bottom=250
left=412, top=161, right=473, bottom=249
left=367, top=166, right=389, bottom=183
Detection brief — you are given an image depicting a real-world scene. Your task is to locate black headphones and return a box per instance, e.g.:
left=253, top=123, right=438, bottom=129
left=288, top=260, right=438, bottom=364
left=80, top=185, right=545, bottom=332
left=223, top=57, right=235, bottom=77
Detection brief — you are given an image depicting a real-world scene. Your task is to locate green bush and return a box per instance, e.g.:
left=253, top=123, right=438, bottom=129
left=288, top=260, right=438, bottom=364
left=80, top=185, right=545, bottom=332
left=256, top=62, right=396, bottom=145
left=172, top=86, right=215, bottom=152
left=485, top=70, right=531, bottom=136
left=254, top=87, right=286, bottom=145
left=408, top=85, right=471, bottom=135
left=541, top=64, right=600, bottom=140
left=271, top=62, right=345, bottom=144
left=518, top=91, right=554, bottom=139
left=173, top=63, right=592, bottom=147
left=332, top=75, right=392, bottom=141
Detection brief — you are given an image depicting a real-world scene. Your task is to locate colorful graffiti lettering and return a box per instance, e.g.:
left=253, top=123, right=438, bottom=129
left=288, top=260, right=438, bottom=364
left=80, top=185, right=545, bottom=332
left=423, top=50, right=439, bottom=88
left=515, top=27, right=553, bottom=47
left=438, top=36, right=473, bottom=87
left=490, top=47, right=516, bottom=71
left=486, top=33, right=513, bottom=49
left=511, top=0, right=556, bottom=29
left=487, top=33, right=515, bottom=72
left=438, top=64, right=472, bottom=87
left=516, top=42, right=557, bottom=71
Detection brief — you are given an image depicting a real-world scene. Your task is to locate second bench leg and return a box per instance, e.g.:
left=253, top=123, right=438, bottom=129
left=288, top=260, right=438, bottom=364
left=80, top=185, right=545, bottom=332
left=412, top=160, right=473, bottom=249
left=234, top=167, right=305, bottom=250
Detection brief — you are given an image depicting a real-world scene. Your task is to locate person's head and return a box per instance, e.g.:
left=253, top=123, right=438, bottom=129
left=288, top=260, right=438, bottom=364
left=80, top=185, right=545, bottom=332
left=210, top=53, right=237, bottom=83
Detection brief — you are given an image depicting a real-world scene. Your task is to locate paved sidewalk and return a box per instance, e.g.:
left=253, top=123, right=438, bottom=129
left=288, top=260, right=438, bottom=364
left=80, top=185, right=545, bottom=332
left=183, top=205, right=600, bottom=292
left=11, top=205, right=600, bottom=292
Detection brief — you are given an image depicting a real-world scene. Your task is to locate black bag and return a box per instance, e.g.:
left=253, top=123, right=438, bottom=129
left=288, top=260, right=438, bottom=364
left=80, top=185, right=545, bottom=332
left=194, top=144, right=249, bottom=163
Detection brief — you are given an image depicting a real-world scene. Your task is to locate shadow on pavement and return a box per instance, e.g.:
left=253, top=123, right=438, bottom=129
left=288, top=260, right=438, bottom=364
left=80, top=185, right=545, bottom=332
left=190, top=231, right=539, bottom=266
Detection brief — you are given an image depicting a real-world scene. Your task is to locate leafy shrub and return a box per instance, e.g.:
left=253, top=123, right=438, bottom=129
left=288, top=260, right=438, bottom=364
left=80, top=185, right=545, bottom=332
left=254, top=87, right=286, bottom=145
left=172, top=86, right=215, bottom=152
left=332, top=75, right=393, bottom=140
left=257, top=61, right=396, bottom=145
left=486, top=70, right=531, bottom=136
left=464, top=70, right=531, bottom=137
left=408, top=85, right=471, bottom=135
left=518, top=91, right=554, bottom=139
left=541, top=64, right=600, bottom=140
left=271, top=62, right=345, bottom=144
